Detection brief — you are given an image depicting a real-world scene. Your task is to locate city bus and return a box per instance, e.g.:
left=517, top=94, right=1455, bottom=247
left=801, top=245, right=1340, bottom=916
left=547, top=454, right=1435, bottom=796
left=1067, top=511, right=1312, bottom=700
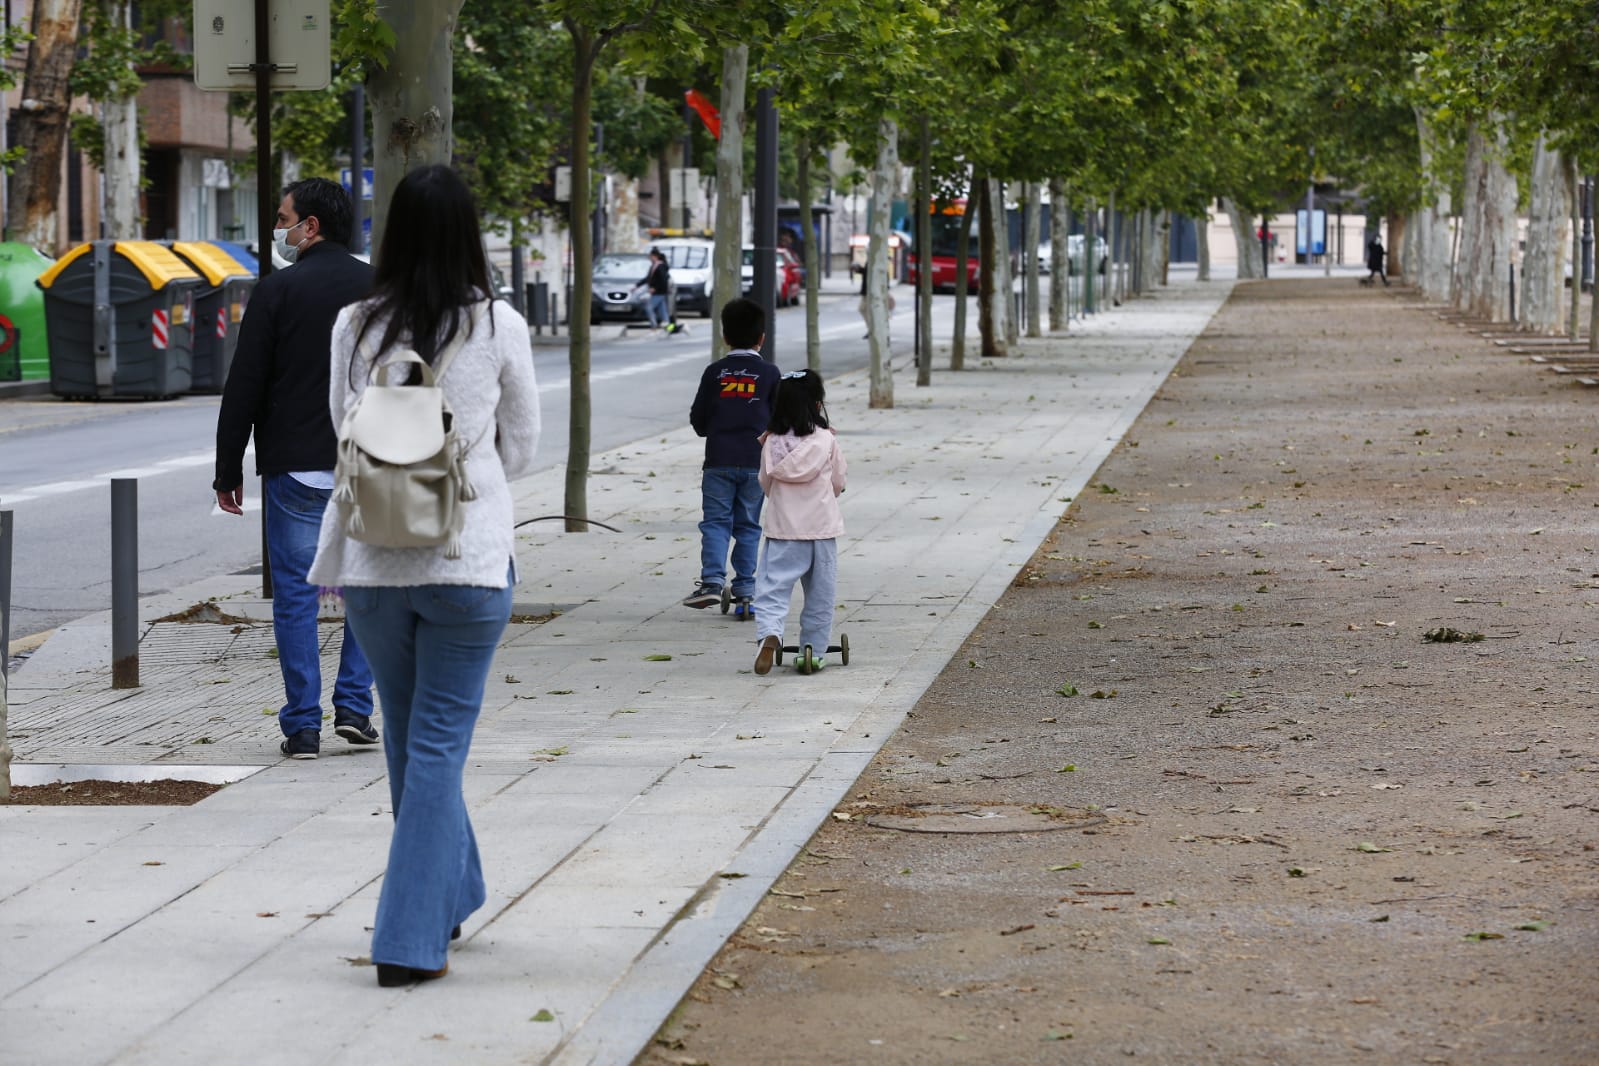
left=905, top=200, right=980, bottom=291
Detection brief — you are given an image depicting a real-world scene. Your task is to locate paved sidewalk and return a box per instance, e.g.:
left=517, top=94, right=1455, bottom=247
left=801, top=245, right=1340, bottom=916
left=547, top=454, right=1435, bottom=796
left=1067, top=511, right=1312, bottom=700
left=1, top=277, right=1230, bottom=1065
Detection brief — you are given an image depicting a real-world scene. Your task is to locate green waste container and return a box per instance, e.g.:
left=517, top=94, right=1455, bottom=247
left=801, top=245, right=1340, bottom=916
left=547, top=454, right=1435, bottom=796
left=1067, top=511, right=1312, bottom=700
left=38, top=240, right=202, bottom=399
left=167, top=241, right=254, bottom=392
left=0, top=242, right=53, bottom=382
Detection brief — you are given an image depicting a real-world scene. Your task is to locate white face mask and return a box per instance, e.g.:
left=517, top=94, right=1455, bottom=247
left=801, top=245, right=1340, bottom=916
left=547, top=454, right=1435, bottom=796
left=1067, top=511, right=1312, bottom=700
left=273, top=219, right=307, bottom=263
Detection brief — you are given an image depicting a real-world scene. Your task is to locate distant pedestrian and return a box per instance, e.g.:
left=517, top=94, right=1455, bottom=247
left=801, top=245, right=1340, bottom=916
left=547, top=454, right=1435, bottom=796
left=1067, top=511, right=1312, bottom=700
left=213, top=176, right=376, bottom=761
left=1365, top=234, right=1389, bottom=286
left=752, top=368, right=847, bottom=675
left=685, top=297, right=780, bottom=613
left=308, top=164, right=541, bottom=988
left=638, top=247, right=673, bottom=333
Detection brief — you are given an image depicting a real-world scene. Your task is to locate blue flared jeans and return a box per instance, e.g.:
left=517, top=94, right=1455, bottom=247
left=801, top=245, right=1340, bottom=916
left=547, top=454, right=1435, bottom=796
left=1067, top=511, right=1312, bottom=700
left=263, top=473, right=373, bottom=736
left=343, top=572, right=513, bottom=971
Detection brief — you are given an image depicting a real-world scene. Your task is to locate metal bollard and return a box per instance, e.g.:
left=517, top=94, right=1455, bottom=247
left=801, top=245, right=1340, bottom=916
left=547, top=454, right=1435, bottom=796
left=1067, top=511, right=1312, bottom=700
left=111, top=478, right=139, bottom=688
left=0, top=510, right=11, bottom=680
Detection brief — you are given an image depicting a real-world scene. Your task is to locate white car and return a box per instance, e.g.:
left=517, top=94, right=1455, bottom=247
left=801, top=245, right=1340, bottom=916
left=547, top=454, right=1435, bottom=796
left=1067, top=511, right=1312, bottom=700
left=649, top=237, right=715, bottom=317
left=1037, top=234, right=1109, bottom=276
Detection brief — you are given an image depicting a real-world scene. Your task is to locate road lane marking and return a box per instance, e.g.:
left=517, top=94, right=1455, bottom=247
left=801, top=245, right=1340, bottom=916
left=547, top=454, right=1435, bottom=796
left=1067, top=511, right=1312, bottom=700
left=1, top=447, right=252, bottom=505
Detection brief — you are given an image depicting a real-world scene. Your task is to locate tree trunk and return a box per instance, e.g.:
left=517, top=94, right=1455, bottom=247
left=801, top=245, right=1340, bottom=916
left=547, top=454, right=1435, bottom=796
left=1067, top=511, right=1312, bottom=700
left=709, top=44, right=747, bottom=361
left=1221, top=198, right=1264, bottom=280
left=1196, top=208, right=1211, bottom=281
left=8, top=0, right=83, bottom=253
left=978, top=175, right=997, bottom=359
left=563, top=24, right=599, bottom=531
left=1414, top=111, right=1454, bottom=301
left=866, top=117, right=897, bottom=409
left=1023, top=181, right=1041, bottom=337
left=99, top=3, right=139, bottom=238
left=797, top=136, right=820, bottom=370
left=993, top=178, right=1015, bottom=349
left=1463, top=120, right=1516, bottom=322
left=915, top=115, right=931, bottom=387
left=1048, top=178, right=1067, bottom=330
left=368, top=0, right=465, bottom=257
left=1522, top=132, right=1569, bottom=334
left=1453, top=124, right=1485, bottom=310
left=1570, top=159, right=1584, bottom=339
left=1084, top=196, right=1099, bottom=311
left=1387, top=214, right=1407, bottom=279
left=952, top=187, right=973, bottom=369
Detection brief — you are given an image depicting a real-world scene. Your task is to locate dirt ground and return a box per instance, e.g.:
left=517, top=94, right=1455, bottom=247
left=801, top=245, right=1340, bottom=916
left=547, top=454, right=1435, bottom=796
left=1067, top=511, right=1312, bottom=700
left=2, top=779, right=223, bottom=805
left=644, top=280, right=1599, bottom=1065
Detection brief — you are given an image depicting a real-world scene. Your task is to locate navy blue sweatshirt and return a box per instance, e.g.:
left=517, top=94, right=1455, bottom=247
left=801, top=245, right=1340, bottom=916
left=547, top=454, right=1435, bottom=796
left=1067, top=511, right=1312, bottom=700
left=689, top=349, right=780, bottom=468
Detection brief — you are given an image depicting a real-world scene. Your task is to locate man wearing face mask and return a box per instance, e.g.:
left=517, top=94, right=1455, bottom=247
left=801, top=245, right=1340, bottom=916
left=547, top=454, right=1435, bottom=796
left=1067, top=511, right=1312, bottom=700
left=213, top=177, right=377, bottom=760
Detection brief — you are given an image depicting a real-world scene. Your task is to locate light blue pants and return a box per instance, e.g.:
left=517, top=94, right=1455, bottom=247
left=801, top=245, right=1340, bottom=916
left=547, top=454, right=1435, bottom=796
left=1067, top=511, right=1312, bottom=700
left=753, top=538, right=837, bottom=655
left=343, top=572, right=513, bottom=971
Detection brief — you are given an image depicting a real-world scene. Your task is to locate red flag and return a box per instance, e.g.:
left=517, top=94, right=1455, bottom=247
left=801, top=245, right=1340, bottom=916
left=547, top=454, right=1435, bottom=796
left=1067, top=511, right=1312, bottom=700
left=685, top=89, right=721, bottom=140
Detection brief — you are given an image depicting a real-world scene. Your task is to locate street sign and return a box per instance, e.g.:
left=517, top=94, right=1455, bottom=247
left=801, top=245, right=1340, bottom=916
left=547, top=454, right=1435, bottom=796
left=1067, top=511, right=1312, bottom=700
left=340, top=167, right=374, bottom=200
left=669, top=167, right=699, bottom=204
left=192, top=0, right=332, bottom=92
left=555, top=166, right=571, bottom=203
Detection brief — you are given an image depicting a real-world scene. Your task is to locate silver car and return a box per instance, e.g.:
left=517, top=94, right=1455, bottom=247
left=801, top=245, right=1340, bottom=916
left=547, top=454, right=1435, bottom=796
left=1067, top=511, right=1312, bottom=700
left=590, top=253, right=654, bottom=324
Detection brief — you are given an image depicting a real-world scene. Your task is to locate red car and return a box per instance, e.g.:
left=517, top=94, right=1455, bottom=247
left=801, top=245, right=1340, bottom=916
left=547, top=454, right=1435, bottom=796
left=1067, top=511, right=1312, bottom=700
left=776, top=247, right=803, bottom=305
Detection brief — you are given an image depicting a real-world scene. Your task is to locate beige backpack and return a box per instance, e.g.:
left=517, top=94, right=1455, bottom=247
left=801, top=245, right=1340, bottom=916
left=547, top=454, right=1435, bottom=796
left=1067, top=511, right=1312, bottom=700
left=331, top=302, right=489, bottom=557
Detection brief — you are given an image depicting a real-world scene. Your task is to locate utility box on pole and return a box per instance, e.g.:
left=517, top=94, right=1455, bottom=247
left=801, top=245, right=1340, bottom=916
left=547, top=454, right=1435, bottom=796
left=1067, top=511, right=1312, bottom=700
left=192, top=0, right=332, bottom=92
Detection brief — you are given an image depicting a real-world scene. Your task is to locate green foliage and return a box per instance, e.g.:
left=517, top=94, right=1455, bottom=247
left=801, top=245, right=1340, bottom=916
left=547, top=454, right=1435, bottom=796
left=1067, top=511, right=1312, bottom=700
left=333, top=0, right=399, bottom=69
left=453, top=0, right=569, bottom=231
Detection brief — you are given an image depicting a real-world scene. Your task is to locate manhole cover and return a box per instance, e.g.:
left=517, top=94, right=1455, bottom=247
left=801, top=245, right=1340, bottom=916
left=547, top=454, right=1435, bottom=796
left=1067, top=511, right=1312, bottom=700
left=864, top=803, right=1106, bottom=834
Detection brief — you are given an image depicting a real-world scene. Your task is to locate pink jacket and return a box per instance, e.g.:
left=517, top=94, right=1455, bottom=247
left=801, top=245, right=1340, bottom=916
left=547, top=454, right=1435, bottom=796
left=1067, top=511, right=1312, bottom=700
left=758, top=429, right=847, bottom=540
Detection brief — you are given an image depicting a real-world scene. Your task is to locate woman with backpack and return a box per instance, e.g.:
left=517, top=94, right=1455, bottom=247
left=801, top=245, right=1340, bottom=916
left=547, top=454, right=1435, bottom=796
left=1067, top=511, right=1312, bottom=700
left=308, top=164, right=540, bottom=988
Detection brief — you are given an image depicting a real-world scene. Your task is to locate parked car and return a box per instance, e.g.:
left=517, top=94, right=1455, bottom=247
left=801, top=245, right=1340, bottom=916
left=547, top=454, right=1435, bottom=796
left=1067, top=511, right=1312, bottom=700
left=1037, top=234, right=1109, bottom=276
left=651, top=237, right=715, bottom=316
left=777, top=247, right=804, bottom=303
left=740, top=247, right=802, bottom=305
left=589, top=252, right=653, bottom=324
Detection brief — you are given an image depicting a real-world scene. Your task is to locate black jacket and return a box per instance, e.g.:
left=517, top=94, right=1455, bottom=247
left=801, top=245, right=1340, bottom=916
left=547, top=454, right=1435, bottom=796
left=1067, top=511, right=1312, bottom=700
left=213, top=242, right=373, bottom=490
left=645, top=259, right=671, bottom=294
left=689, top=350, right=779, bottom=468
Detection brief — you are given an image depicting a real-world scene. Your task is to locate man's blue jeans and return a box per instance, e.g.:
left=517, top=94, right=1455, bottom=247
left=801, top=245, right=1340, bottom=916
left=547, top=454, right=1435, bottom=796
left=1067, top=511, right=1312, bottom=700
left=699, top=467, right=763, bottom=598
left=343, top=574, right=513, bottom=971
left=263, top=473, right=374, bottom=736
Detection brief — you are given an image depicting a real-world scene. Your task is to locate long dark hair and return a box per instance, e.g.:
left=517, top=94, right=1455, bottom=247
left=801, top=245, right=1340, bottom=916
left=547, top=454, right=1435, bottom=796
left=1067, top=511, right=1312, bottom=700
left=353, top=164, right=494, bottom=376
left=768, top=369, right=829, bottom=436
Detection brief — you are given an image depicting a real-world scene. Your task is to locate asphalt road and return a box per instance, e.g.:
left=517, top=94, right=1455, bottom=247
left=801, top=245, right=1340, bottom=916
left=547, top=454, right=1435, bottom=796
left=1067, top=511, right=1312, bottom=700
left=1, top=286, right=955, bottom=644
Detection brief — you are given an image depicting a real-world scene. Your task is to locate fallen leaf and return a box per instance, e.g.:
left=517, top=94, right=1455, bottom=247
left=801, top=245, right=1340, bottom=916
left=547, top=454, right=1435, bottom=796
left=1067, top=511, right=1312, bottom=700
left=1462, top=931, right=1504, bottom=941
left=1056, top=764, right=1077, bottom=773
left=1515, top=920, right=1552, bottom=932
left=1147, top=936, right=1172, bottom=945
left=1355, top=842, right=1394, bottom=853
left=1047, top=863, right=1083, bottom=871
left=644, top=654, right=673, bottom=662
left=530, top=1009, right=556, bottom=1022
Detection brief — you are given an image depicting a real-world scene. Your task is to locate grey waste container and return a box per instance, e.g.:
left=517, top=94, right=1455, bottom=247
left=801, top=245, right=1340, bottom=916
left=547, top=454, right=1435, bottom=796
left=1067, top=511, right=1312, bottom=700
left=167, top=241, right=255, bottom=393
left=38, top=240, right=202, bottom=399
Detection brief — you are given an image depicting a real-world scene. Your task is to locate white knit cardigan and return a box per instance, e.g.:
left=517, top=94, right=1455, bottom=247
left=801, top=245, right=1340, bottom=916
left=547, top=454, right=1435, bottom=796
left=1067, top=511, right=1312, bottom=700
left=307, top=298, right=541, bottom=590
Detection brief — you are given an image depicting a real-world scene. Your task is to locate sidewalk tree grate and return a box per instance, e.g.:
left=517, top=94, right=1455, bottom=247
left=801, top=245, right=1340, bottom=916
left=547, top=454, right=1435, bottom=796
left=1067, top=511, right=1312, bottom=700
left=865, top=802, right=1107, bottom=834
